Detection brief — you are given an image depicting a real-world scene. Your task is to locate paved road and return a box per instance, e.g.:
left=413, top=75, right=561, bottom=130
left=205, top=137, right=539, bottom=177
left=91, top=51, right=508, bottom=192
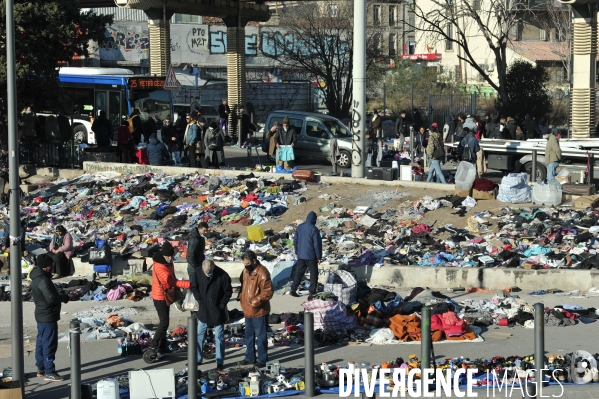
left=2, top=290, right=599, bottom=398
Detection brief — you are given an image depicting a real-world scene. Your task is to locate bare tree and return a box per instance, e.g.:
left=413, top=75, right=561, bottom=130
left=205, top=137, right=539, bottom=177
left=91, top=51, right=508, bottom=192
left=410, top=0, right=535, bottom=111
left=260, top=0, right=384, bottom=118
left=538, top=0, right=571, bottom=83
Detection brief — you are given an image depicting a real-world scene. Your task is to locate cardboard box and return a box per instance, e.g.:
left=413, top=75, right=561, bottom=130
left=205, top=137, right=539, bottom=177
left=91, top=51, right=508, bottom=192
left=556, top=176, right=571, bottom=185
left=473, top=188, right=497, bottom=200
left=455, top=187, right=473, bottom=197
left=574, top=194, right=599, bottom=209
left=0, top=381, right=23, bottom=399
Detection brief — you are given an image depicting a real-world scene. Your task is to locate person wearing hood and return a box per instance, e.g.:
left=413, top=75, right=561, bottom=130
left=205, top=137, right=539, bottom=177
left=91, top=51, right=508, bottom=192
left=412, top=107, right=422, bottom=132
left=31, top=253, right=69, bottom=381
left=395, top=110, right=409, bottom=150
left=184, top=114, right=199, bottom=168
left=176, top=222, right=209, bottom=312
left=290, top=211, right=322, bottom=297
left=150, top=242, right=191, bottom=359
left=276, top=117, right=297, bottom=170
left=48, top=225, right=73, bottom=278
left=205, top=121, right=225, bottom=168
left=190, top=260, right=232, bottom=371
left=238, top=251, right=273, bottom=368
left=91, top=110, right=113, bottom=147
left=504, top=117, right=517, bottom=140
left=147, top=134, right=172, bottom=166
left=545, top=132, right=562, bottom=188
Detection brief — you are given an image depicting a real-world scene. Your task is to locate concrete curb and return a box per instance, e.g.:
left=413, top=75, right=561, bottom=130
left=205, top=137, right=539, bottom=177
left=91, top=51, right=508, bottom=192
left=73, top=257, right=598, bottom=292
left=82, top=161, right=456, bottom=191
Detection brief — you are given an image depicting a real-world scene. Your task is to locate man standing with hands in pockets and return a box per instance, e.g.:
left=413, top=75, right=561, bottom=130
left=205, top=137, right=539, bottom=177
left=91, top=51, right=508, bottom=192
left=289, top=211, right=322, bottom=297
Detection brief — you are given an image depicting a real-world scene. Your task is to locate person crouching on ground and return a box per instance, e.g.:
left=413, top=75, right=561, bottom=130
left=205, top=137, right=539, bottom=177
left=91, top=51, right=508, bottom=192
left=238, top=251, right=273, bottom=368
left=190, top=260, right=232, bottom=371
left=48, top=225, right=73, bottom=278
left=31, top=253, right=69, bottom=381
left=150, top=242, right=190, bottom=359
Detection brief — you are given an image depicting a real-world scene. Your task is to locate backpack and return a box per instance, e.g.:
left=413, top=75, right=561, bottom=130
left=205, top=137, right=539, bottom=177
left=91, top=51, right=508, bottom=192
left=462, top=140, right=473, bottom=162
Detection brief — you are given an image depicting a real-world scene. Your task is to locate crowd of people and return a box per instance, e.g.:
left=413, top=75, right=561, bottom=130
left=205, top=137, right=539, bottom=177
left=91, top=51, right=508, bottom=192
left=364, top=109, right=562, bottom=185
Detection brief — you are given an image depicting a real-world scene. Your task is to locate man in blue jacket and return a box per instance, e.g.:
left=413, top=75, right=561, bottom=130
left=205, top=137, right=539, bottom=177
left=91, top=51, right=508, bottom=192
left=290, top=211, right=322, bottom=297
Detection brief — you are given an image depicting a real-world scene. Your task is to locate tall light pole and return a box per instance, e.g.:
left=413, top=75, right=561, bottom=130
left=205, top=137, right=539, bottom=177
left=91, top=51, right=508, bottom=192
left=6, top=0, right=24, bottom=389
left=351, top=0, right=367, bottom=178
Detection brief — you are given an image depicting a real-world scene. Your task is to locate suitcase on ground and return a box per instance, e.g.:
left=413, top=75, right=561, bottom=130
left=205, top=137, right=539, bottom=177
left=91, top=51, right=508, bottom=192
left=380, top=159, right=394, bottom=168
left=366, top=169, right=373, bottom=179
left=292, top=169, right=315, bottom=182
left=561, top=183, right=596, bottom=196
left=372, top=167, right=396, bottom=181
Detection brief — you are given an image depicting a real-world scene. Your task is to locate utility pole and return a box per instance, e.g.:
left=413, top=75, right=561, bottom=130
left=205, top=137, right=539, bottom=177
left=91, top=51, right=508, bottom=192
left=352, top=0, right=367, bottom=178
left=6, top=0, right=24, bottom=391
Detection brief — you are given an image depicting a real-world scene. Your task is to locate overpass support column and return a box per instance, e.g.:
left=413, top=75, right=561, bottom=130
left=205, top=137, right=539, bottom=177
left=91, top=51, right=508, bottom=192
left=145, top=8, right=175, bottom=76
left=224, top=15, right=249, bottom=146
left=570, top=4, right=597, bottom=138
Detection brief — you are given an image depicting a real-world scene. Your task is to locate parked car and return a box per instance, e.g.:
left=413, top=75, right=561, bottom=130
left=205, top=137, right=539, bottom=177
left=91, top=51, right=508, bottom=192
left=262, top=111, right=354, bottom=167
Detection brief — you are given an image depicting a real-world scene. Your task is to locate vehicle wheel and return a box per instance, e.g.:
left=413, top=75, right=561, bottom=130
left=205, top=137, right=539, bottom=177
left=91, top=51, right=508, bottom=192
left=143, top=348, right=158, bottom=363
left=523, top=162, right=547, bottom=182
left=73, top=126, right=87, bottom=144
left=337, top=150, right=351, bottom=168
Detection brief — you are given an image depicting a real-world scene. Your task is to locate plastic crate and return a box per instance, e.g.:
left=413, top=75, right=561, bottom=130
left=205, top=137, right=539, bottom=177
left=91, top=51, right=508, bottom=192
left=247, top=225, right=266, bottom=242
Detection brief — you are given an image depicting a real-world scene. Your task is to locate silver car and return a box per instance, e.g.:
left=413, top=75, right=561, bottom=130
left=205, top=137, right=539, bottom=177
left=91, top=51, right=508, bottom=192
left=262, top=111, right=355, bottom=167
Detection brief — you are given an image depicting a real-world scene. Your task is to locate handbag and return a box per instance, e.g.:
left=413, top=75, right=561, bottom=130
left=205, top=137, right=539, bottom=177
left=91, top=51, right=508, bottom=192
left=153, top=267, right=182, bottom=306
left=433, top=146, right=444, bottom=160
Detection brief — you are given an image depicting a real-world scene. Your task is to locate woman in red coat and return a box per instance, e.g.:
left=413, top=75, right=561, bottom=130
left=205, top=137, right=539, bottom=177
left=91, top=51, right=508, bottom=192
left=150, top=242, right=190, bottom=358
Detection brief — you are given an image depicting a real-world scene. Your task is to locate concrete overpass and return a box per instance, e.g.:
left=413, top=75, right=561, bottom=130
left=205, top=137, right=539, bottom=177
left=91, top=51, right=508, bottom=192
left=82, top=0, right=272, bottom=140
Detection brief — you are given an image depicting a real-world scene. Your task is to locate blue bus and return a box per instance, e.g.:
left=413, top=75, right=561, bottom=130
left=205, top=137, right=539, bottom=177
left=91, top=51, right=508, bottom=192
left=57, top=67, right=169, bottom=143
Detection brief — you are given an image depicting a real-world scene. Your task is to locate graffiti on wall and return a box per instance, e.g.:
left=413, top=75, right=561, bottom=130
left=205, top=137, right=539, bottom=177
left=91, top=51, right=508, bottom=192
left=171, top=83, right=311, bottom=121
left=207, top=30, right=258, bottom=55
left=260, top=29, right=350, bottom=58
left=186, top=26, right=208, bottom=54
left=101, top=25, right=149, bottom=60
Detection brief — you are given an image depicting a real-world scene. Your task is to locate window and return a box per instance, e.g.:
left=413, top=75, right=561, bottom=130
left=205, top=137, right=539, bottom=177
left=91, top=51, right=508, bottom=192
left=173, top=14, right=201, bottom=23
left=373, top=5, right=381, bottom=25
left=408, top=40, right=416, bottom=55
left=446, top=24, right=453, bottom=50
left=329, top=4, right=338, bottom=17
left=408, top=11, right=415, bottom=29
left=389, top=6, right=396, bottom=26
left=540, top=29, right=548, bottom=41
left=454, top=65, right=461, bottom=82
left=473, top=0, right=481, bottom=10
left=389, top=34, right=397, bottom=56
left=306, top=121, right=329, bottom=139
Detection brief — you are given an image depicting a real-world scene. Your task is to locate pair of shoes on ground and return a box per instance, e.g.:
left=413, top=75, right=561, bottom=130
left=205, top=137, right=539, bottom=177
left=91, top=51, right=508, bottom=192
left=38, top=371, right=63, bottom=381
left=239, top=359, right=266, bottom=368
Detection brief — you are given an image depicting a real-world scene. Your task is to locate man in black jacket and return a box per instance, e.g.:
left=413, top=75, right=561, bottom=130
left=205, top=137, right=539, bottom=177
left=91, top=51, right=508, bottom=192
left=239, top=105, right=257, bottom=147
left=190, top=260, right=232, bottom=371
left=395, top=110, right=409, bottom=150
left=176, top=222, right=209, bottom=311
left=218, top=99, right=231, bottom=137
left=31, top=254, right=69, bottom=381
left=275, top=117, right=297, bottom=170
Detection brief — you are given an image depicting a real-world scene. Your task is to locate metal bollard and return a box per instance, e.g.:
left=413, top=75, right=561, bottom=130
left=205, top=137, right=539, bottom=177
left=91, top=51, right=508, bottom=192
left=531, top=150, right=537, bottom=183
left=70, top=319, right=81, bottom=399
left=304, top=312, right=315, bottom=397
left=188, top=316, right=198, bottom=399
left=420, top=307, right=431, bottom=395
left=534, top=303, right=545, bottom=398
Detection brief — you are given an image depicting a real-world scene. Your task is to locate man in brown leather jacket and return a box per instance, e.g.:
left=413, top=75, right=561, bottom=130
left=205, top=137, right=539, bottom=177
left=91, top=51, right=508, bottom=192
left=238, top=251, right=273, bottom=368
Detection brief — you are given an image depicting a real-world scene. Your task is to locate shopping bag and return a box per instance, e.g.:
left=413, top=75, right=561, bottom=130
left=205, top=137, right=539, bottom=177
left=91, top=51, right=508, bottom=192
left=182, top=290, right=199, bottom=311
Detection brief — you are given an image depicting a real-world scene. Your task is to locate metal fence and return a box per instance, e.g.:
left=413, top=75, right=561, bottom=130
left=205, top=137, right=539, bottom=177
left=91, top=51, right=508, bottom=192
left=19, top=139, right=83, bottom=169
left=424, top=93, right=477, bottom=128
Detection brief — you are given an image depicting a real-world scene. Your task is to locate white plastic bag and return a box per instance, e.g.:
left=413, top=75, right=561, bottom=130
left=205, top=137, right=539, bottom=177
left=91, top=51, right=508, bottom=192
left=182, top=291, right=199, bottom=311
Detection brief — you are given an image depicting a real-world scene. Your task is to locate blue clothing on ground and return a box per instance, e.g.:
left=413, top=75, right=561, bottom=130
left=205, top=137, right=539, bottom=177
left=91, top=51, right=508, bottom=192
left=293, top=211, right=322, bottom=260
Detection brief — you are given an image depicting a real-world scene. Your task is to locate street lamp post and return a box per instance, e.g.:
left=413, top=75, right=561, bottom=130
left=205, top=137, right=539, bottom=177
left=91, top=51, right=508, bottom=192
left=6, top=0, right=24, bottom=390
left=352, top=0, right=367, bottom=178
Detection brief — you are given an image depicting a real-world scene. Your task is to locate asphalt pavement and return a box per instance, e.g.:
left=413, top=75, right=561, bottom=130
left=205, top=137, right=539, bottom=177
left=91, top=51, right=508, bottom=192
left=2, top=290, right=599, bottom=398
